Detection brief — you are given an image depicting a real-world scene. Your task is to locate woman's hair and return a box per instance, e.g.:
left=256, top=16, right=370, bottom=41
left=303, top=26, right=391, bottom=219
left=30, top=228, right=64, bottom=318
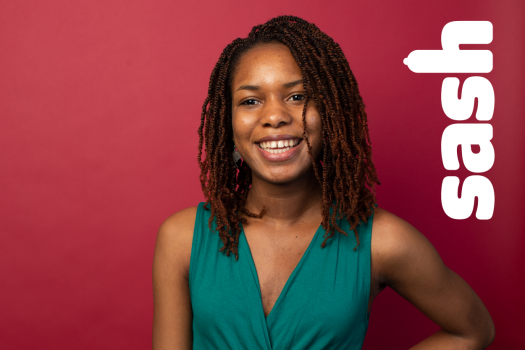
left=198, top=15, right=379, bottom=260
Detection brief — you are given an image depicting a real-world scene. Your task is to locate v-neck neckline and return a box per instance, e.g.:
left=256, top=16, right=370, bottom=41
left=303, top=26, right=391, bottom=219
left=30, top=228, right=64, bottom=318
left=240, top=222, right=323, bottom=321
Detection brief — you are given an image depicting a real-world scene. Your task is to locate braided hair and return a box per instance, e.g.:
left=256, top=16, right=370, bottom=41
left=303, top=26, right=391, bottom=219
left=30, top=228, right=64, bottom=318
left=198, top=15, right=379, bottom=260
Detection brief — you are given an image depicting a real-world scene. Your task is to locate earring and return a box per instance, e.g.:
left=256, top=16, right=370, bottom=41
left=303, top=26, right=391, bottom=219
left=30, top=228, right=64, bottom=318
left=232, top=144, right=242, bottom=168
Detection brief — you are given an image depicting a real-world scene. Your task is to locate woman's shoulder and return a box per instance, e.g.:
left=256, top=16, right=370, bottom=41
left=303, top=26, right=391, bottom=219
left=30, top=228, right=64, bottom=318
left=371, top=206, right=444, bottom=283
left=371, top=206, right=429, bottom=256
left=371, top=207, right=418, bottom=243
left=155, top=205, right=200, bottom=279
left=159, top=205, right=200, bottom=233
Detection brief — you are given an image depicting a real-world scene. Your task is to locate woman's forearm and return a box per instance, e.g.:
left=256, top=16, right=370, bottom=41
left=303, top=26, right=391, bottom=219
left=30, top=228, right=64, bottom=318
left=409, top=328, right=494, bottom=350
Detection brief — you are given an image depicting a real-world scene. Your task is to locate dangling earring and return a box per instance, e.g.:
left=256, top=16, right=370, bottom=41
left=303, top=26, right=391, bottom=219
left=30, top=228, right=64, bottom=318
left=232, top=144, right=242, bottom=168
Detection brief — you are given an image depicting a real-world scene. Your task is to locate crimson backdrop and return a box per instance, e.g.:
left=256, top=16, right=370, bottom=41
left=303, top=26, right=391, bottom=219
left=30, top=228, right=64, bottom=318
left=1, top=0, right=523, bottom=349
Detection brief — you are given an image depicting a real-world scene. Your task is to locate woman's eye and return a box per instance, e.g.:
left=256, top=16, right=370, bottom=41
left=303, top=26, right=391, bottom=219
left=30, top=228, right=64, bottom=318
left=290, top=94, right=306, bottom=101
left=240, top=99, right=259, bottom=105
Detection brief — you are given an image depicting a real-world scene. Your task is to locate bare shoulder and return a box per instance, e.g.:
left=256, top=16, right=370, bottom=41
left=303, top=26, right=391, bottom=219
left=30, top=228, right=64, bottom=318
left=155, top=206, right=199, bottom=279
left=371, top=207, right=444, bottom=285
left=152, top=206, right=198, bottom=349
left=371, top=207, right=425, bottom=251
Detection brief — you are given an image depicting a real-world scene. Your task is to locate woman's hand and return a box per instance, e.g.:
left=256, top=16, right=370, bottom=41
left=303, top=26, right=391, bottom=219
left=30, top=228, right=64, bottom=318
left=371, top=208, right=495, bottom=349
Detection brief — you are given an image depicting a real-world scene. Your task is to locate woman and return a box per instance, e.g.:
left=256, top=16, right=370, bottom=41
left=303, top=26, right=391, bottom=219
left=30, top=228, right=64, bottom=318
left=153, top=16, right=495, bottom=349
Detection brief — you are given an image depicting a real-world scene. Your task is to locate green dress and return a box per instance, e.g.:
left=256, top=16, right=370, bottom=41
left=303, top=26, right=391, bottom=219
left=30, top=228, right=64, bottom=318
left=189, top=202, right=373, bottom=349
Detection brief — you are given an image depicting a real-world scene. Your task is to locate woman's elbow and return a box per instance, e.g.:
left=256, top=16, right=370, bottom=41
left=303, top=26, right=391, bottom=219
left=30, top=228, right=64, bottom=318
left=482, top=319, right=495, bottom=349
left=471, top=315, right=495, bottom=349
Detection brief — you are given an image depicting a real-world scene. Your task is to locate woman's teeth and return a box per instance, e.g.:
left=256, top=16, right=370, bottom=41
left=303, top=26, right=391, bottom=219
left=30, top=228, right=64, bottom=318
left=258, top=139, right=300, bottom=154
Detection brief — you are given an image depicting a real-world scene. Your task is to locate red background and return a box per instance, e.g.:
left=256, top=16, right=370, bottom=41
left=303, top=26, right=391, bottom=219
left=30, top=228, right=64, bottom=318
left=1, top=0, right=523, bottom=348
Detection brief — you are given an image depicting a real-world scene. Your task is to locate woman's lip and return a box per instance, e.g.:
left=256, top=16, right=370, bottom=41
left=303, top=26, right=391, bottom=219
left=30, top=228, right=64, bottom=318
left=256, top=134, right=302, bottom=143
left=256, top=141, right=303, bottom=162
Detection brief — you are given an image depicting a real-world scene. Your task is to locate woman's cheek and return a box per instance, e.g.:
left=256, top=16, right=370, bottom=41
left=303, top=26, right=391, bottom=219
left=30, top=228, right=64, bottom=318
left=232, top=115, right=255, bottom=155
left=306, top=113, right=322, bottom=139
left=304, top=109, right=323, bottom=159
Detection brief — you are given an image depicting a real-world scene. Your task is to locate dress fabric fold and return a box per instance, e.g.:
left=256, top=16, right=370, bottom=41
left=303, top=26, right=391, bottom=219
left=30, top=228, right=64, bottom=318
left=189, top=202, right=373, bottom=350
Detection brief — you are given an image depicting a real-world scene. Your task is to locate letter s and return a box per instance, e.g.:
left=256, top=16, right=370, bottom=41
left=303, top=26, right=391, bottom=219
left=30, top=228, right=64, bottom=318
left=441, top=77, right=494, bottom=121
left=442, top=176, right=495, bottom=220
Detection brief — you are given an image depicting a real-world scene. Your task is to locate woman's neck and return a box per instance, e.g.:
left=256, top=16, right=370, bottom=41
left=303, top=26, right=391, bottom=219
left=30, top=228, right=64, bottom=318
left=244, top=169, right=323, bottom=226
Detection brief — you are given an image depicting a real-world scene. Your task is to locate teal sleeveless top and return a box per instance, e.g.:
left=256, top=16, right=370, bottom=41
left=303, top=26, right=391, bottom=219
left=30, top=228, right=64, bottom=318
left=189, top=202, right=373, bottom=350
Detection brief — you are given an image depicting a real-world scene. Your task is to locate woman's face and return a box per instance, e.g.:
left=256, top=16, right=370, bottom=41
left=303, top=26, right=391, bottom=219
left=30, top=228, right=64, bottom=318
left=231, top=42, right=322, bottom=185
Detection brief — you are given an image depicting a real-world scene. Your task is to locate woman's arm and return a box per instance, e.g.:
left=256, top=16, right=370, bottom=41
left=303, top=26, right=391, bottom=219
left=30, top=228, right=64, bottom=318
left=152, top=207, right=197, bottom=350
left=372, top=208, right=495, bottom=349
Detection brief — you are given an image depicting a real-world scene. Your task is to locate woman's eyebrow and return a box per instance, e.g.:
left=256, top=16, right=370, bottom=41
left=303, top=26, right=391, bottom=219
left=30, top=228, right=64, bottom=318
left=282, top=79, right=303, bottom=88
left=236, top=84, right=259, bottom=92
left=236, top=79, right=304, bottom=92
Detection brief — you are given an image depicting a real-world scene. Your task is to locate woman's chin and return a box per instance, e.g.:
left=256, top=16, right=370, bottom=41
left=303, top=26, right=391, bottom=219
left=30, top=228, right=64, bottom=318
left=252, top=166, right=315, bottom=186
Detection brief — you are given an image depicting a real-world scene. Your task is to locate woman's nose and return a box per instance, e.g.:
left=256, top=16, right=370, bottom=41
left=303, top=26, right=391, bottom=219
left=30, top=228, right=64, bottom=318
left=259, top=98, right=292, bottom=127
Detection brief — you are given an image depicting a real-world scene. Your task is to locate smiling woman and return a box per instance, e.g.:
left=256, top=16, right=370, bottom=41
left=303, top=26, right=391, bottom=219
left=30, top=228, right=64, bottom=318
left=152, top=16, right=495, bottom=350
left=231, top=43, right=325, bottom=193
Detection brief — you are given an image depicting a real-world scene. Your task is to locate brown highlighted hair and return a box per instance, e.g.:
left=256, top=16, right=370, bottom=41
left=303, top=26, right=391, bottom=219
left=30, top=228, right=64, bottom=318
left=198, top=15, right=379, bottom=260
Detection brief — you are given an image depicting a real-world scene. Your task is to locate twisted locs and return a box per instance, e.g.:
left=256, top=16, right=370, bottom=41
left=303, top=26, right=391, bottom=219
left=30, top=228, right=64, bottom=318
left=198, top=16, right=380, bottom=260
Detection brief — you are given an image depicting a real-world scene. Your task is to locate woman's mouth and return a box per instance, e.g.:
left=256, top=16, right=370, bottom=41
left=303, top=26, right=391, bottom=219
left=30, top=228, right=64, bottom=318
left=256, top=139, right=302, bottom=154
